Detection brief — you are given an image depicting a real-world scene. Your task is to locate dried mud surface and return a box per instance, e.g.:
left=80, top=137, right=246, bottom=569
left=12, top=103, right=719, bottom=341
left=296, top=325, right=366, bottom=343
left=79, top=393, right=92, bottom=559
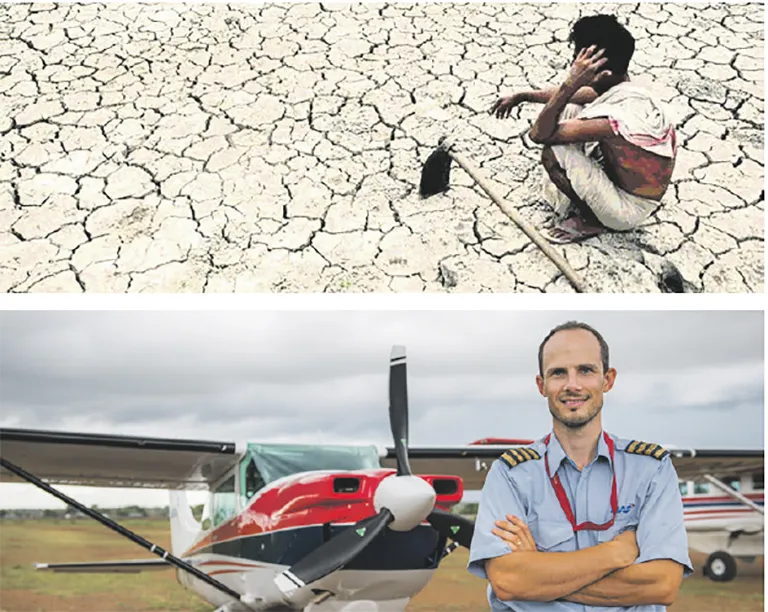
left=0, top=3, right=763, bottom=293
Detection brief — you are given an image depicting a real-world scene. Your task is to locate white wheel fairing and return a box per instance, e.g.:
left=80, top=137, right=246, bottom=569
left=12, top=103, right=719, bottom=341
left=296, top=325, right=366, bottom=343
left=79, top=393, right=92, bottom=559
left=176, top=554, right=436, bottom=611
left=305, top=598, right=411, bottom=611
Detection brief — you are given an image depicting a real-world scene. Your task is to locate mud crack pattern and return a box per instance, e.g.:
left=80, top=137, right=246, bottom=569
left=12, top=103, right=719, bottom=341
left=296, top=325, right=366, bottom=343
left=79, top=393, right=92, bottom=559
left=0, top=2, right=763, bottom=293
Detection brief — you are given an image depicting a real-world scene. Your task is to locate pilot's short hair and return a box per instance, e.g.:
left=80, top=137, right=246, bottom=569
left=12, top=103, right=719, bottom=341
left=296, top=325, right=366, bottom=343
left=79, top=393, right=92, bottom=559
left=538, top=321, right=610, bottom=376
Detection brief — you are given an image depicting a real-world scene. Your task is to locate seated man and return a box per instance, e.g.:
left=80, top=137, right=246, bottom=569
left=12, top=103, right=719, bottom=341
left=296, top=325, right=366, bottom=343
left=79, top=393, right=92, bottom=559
left=490, top=15, right=677, bottom=244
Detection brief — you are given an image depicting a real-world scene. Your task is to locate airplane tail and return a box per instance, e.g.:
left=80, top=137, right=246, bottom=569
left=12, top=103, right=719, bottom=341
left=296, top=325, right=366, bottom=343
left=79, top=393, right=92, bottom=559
left=169, top=490, right=201, bottom=556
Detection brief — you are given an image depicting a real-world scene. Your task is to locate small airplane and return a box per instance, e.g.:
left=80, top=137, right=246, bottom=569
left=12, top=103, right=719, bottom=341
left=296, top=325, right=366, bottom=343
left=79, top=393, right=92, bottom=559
left=677, top=461, right=764, bottom=582
left=0, top=347, right=763, bottom=611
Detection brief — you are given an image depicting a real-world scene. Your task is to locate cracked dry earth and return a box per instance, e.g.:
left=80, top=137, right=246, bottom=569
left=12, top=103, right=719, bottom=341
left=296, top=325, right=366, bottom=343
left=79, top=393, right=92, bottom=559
left=0, top=2, right=763, bottom=293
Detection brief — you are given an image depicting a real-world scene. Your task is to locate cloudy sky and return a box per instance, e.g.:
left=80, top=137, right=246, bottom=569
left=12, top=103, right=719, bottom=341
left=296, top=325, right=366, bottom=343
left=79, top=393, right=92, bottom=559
left=0, top=310, right=763, bottom=509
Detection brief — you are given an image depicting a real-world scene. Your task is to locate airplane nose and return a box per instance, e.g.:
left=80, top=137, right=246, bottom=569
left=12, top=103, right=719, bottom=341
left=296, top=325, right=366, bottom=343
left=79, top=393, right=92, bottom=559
left=372, top=474, right=436, bottom=532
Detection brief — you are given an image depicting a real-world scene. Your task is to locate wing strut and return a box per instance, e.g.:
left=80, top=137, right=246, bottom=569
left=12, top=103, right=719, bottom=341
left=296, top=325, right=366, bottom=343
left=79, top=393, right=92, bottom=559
left=0, top=457, right=249, bottom=605
left=703, top=474, right=765, bottom=515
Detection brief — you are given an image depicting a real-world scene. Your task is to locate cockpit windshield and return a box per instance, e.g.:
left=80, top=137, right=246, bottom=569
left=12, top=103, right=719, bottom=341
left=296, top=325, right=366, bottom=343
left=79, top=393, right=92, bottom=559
left=246, top=442, right=382, bottom=485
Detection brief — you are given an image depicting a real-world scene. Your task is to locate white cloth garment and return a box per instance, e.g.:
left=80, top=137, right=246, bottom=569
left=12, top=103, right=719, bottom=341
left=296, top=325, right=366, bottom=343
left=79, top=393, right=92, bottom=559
left=579, top=81, right=677, bottom=159
left=540, top=83, right=675, bottom=231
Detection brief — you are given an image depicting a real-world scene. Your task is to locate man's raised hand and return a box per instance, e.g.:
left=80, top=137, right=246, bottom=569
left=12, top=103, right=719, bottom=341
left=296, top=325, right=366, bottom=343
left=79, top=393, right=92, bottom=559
left=565, top=46, right=611, bottom=90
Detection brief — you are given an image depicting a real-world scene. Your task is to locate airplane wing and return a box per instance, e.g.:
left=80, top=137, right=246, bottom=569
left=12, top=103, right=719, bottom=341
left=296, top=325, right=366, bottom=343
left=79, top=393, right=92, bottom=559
left=35, top=559, right=170, bottom=573
left=0, top=427, right=240, bottom=490
left=664, top=448, right=764, bottom=481
left=1, top=428, right=254, bottom=604
left=384, top=445, right=765, bottom=491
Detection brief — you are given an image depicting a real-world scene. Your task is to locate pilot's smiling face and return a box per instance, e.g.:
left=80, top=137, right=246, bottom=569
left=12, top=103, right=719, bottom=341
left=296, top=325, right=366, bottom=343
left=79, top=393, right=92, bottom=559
left=536, top=329, right=617, bottom=430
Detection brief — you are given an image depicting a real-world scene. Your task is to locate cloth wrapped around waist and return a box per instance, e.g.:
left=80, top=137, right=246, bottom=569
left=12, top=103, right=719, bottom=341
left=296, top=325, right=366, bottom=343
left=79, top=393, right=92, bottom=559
left=540, top=100, right=664, bottom=231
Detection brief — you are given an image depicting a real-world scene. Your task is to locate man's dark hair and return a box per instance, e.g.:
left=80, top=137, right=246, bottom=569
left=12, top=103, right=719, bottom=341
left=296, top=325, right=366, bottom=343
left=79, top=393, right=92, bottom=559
left=568, top=14, right=635, bottom=77
left=538, top=321, right=610, bottom=377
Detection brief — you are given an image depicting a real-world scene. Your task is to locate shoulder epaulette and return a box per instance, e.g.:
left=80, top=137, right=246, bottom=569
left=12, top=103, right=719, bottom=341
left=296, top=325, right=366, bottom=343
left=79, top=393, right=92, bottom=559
left=498, top=447, right=541, bottom=469
left=624, top=440, right=669, bottom=460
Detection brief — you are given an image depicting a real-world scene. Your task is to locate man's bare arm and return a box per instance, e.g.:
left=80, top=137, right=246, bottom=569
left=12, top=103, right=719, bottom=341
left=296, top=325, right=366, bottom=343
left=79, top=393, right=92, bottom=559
left=532, top=117, right=616, bottom=146
left=489, top=86, right=597, bottom=120
left=528, top=81, right=581, bottom=143
left=519, top=86, right=599, bottom=106
left=529, top=46, right=610, bottom=143
left=561, top=560, right=685, bottom=607
left=486, top=540, right=635, bottom=602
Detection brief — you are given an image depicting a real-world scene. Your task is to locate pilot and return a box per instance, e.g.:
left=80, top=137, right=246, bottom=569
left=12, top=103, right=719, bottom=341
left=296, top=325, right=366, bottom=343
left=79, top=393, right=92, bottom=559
left=467, top=321, right=693, bottom=610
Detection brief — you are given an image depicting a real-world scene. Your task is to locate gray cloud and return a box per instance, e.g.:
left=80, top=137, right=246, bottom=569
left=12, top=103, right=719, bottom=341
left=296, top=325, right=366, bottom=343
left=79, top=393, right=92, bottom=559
left=0, top=310, right=763, bottom=452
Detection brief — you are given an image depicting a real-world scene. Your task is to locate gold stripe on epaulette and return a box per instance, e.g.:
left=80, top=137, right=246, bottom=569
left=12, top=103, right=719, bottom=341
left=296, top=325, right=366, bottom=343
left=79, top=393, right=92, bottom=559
left=522, top=447, right=541, bottom=460
left=625, top=440, right=668, bottom=460
left=499, top=451, right=517, bottom=468
left=498, top=447, right=541, bottom=469
left=517, top=447, right=533, bottom=461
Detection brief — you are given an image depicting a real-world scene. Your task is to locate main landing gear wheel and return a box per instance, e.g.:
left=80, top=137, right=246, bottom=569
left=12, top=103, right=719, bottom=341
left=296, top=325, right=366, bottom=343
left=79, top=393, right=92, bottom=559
left=703, top=551, right=737, bottom=582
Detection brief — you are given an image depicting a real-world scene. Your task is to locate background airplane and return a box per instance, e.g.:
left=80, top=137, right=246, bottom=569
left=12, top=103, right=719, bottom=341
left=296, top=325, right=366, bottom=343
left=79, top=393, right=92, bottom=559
left=677, top=461, right=763, bottom=581
left=0, top=347, right=763, bottom=611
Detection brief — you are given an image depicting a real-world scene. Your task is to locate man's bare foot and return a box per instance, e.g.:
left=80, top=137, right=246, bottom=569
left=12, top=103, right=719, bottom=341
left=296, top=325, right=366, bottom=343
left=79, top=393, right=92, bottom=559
left=545, top=215, right=605, bottom=244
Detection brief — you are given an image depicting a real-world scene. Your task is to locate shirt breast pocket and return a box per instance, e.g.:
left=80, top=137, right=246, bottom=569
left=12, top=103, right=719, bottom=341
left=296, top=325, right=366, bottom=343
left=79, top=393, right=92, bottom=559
left=531, top=519, right=574, bottom=552
left=596, top=513, right=640, bottom=543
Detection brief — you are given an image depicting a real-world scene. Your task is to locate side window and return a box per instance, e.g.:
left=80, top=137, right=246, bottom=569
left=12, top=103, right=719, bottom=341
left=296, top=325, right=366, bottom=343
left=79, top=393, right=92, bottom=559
left=679, top=481, right=689, bottom=496
left=753, top=472, right=764, bottom=491
left=212, top=475, right=236, bottom=527
left=724, top=476, right=740, bottom=492
left=693, top=482, right=710, bottom=495
left=241, top=458, right=266, bottom=503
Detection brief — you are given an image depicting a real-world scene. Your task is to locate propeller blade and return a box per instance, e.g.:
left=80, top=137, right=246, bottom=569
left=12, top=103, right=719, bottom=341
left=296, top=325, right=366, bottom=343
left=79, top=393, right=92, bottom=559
left=427, top=508, right=475, bottom=549
left=389, top=345, right=411, bottom=477
left=273, top=508, right=394, bottom=598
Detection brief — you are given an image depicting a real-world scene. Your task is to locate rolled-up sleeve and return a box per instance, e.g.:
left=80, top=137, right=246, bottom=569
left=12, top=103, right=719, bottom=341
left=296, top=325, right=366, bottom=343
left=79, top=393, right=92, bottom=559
left=635, top=457, right=694, bottom=576
left=467, top=460, right=527, bottom=580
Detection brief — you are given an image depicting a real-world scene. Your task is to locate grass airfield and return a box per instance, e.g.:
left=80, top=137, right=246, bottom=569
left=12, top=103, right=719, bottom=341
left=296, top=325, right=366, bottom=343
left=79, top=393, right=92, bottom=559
left=0, top=519, right=763, bottom=611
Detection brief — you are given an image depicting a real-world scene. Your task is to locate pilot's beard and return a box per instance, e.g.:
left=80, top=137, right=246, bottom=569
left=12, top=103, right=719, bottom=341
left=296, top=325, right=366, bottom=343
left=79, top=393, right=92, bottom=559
left=550, top=399, right=603, bottom=430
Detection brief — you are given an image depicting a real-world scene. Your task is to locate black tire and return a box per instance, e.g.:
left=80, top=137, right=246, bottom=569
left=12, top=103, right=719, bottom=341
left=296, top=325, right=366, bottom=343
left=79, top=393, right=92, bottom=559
left=704, top=551, right=737, bottom=582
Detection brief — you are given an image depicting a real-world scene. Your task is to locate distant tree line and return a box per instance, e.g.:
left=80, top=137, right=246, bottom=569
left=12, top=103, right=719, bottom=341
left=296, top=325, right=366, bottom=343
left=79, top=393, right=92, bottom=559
left=451, top=502, right=478, bottom=518
left=0, top=505, right=172, bottom=520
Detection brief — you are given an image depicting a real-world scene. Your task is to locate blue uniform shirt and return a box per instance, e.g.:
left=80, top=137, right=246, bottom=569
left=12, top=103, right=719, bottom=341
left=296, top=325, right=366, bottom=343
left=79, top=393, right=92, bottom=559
left=468, top=431, right=693, bottom=612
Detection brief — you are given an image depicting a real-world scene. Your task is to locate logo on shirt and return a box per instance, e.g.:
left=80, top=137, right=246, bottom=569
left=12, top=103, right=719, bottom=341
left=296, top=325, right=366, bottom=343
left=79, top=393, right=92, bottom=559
left=617, top=503, right=636, bottom=514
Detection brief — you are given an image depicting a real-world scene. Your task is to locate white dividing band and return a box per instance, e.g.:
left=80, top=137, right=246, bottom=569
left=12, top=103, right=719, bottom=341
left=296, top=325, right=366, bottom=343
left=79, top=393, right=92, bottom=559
left=390, top=345, right=406, bottom=362
left=274, top=571, right=305, bottom=596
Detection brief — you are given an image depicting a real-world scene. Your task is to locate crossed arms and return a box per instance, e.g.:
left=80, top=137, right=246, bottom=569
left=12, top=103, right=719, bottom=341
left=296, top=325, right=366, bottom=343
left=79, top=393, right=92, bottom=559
left=486, top=517, right=684, bottom=606
left=469, top=459, right=691, bottom=608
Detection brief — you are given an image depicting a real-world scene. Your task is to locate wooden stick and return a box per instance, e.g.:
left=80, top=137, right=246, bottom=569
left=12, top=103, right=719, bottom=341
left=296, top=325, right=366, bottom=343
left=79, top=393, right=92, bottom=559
left=439, top=136, right=589, bottom=293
